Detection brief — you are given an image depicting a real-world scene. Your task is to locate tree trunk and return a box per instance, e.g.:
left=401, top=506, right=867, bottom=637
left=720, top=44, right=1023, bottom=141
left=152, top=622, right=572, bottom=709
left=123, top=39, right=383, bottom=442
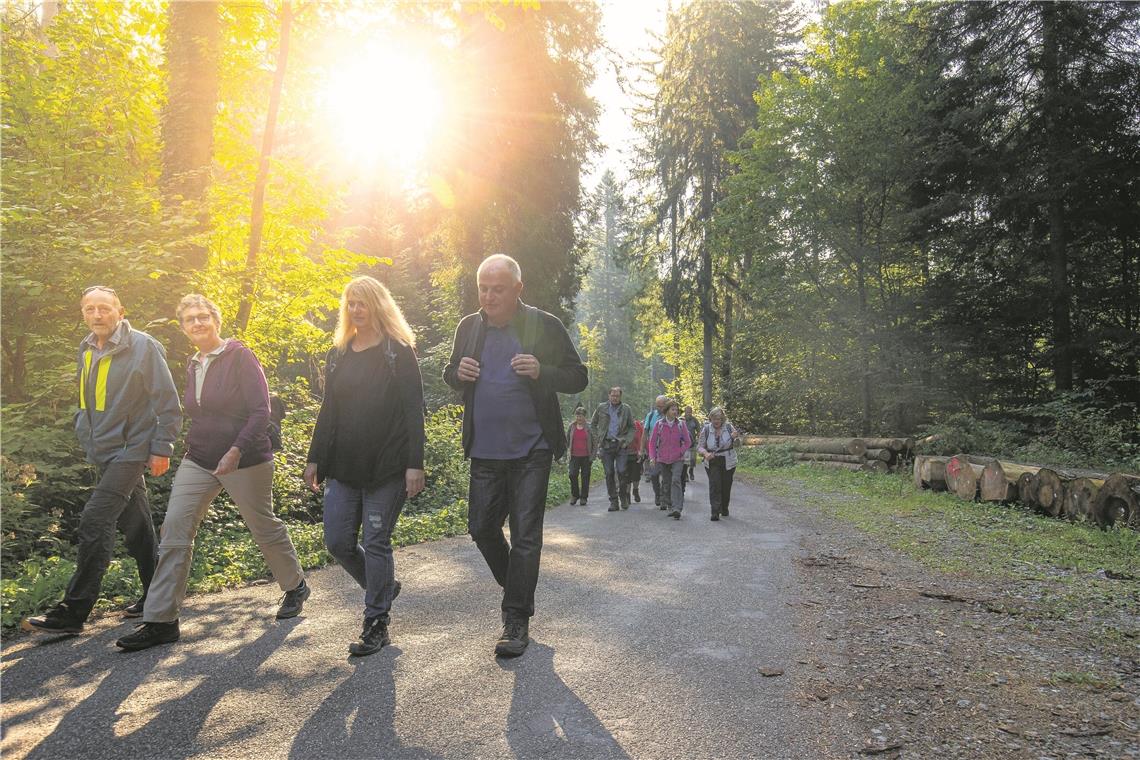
left=700, top=178, right=714, bottom=411
left=721, top=287, right=733, bottom=401
left=979, top=459, right=1038, bottom=502
left=945, top=454, right=982, bottom=501
left=1041, top=2, right=1073, bottom=391
left=1033, top=468, right=1065, bottom=517
left=1017, top=472, right=1037, bottom=509
left=864, top=448, right=893, bottom=462
left=1090, top=473, right=1139, bottom=529
left=234, top=2, right=292, bottom=333
left=794, top=452, right=864, bottom=464
left=742, top=436, right=866, bottom=456
left=862, top=437, right=906, bottom=452
left=912, top=455, right=952, bottom=490
left=1062, top=477, right=1102, bottom=522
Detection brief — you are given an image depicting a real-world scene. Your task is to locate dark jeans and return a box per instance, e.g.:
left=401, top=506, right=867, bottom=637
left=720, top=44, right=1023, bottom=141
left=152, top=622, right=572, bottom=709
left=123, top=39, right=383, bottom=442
left=567, top=456, right=591, bottom=501
left=708, top=459, right=736, bottom=515
left=323, top=476, right=406, bottom=622
left=63, top=461, right=157, bottom=621
left=468, top=449, right=553, bottom=621
left=623, top=456, right=642, bottom=501
left=600, top=448, right=628, bottom=504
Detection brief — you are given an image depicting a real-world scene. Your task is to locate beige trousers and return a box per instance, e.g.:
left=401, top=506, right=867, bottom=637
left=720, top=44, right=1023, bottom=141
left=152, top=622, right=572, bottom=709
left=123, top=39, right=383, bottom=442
left=143, top=458, right=303, bottom=623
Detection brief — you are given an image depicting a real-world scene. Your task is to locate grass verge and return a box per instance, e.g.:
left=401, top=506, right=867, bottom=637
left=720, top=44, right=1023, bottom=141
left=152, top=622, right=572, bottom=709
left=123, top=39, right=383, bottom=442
left=736, top=457, right=1140, bottom=623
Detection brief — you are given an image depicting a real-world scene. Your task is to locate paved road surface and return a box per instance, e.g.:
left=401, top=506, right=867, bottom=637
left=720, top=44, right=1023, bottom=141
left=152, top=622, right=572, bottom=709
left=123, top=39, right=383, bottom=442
left=2, top=474, right=836, bottom=759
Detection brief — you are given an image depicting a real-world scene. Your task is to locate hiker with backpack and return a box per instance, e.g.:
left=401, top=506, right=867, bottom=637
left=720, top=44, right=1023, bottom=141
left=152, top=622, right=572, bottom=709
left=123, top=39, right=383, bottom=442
left=697, top=406, right=742, bottom=521
left=117, top=294, right=309, bottom=651
left=304, top=276, right=425, bottom=657
left=647, top=399, right=692, bottom=520
left=443, top=254, right=588, bottom=658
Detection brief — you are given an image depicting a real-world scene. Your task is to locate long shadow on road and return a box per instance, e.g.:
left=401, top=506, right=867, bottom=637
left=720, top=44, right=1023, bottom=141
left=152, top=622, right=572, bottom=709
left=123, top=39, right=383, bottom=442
left=289, top=646, right=441, bottom=760
left=502, top=642, right=630, bottom=760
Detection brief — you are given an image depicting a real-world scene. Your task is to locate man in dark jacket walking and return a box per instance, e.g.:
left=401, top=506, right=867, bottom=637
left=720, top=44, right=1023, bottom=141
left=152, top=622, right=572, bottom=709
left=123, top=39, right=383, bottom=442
left=444, top=254, right=588, bottom=657
left=23, top=286, right=182, bottom=635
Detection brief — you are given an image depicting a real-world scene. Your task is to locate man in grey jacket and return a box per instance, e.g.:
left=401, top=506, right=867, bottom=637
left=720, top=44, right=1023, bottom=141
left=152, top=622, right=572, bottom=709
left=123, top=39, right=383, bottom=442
left=590, top=386, right=635, bottom=511
left=23, top=286, right=182, bottom=635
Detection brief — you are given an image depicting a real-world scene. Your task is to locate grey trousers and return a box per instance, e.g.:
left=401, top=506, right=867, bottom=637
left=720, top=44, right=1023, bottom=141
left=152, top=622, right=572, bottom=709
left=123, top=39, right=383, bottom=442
left=144, top=458, right=303, bottom=623
left=659, top=460, right=686, bottom=512
left=64, top=460, right=157, bottom=621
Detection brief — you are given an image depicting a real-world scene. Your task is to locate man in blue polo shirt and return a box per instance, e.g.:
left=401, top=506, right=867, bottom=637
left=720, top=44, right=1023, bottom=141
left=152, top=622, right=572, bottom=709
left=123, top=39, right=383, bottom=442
left=444, top=254, right=588, bottom=657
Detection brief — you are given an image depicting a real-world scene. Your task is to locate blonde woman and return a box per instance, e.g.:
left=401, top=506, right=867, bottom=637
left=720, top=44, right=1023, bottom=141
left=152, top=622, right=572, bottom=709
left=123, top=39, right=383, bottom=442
left=697, top=407, right=742, bottom=521
left=304, top=276, right=425, bottom=656
left=117, top=294, right=307, bottom=651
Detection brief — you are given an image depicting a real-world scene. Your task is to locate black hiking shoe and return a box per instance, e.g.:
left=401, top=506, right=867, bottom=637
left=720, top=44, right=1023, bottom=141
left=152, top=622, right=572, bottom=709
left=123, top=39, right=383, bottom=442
left=495, top=618, right=530, bottom=658
left=116, top=621, right=180, bottom=651
left=721, top=508, right=729, bottom=517
left=122, top=598, right=145, bottom=618
left=608, top=503, right=619, bottom=512
left=633, top=489, right=641, bottom=503
left=349, top=617, right=389, bottom=656
left=711, top=514, right=720, bottom=521
left=670, top=509, right=681, bottom=520
left=22, top=603, right=84, bottom=635
left=276, top=579, right=311, bottom=619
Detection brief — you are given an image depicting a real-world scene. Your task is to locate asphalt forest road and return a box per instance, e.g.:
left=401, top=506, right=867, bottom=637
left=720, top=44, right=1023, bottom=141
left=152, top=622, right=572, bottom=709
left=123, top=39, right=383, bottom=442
left=2, top=474, right=839, bottom=760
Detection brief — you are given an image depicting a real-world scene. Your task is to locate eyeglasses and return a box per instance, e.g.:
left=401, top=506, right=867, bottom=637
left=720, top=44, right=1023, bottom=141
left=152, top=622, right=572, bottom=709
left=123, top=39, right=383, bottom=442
left=182, top=313, right=214, bottom=325
left=82, top=285, right=116, bottom=296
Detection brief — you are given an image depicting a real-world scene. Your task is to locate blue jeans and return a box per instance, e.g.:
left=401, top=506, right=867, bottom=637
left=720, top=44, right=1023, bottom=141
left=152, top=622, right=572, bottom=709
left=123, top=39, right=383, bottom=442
left=468, top=449, right=553, bottom=621
left=64, top=461, right=157, bottom=621
left=323, top=477, right=406, bottom=622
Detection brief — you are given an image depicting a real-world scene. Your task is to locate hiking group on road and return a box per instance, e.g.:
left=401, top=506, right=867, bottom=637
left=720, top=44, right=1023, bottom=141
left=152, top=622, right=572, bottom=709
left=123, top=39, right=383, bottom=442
left=21, top=253, right=740, bottom=665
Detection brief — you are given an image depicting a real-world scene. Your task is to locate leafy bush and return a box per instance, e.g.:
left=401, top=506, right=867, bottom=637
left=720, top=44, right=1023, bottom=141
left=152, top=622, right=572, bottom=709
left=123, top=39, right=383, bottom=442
left=919, top=394, right=1139, bottom=471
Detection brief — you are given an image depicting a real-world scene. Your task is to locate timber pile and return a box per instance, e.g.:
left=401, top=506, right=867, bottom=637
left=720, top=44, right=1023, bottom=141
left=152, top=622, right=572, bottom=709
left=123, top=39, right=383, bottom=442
left=913, top=454, right=1139, bottom=530
left=743, top=435, right=914, bottom=474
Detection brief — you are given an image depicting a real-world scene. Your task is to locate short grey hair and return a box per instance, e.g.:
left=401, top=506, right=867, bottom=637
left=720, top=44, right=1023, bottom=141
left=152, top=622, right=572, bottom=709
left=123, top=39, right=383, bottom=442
left=176, top=294, right=222, bottom=326
left=477, top=254, right=522, bottom=284
left=708, top=406, right=726, bottom=421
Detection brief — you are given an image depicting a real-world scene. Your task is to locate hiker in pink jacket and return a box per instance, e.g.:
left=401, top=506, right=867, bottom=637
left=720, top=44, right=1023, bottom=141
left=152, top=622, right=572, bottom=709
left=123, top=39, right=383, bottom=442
left=647, top=399, right=691, bottom=520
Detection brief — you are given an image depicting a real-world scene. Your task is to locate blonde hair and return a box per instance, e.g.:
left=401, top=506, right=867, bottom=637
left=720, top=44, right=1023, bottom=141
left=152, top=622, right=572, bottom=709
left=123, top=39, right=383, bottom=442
left=176, top=294, right=222, bottom=326
left=333, top=276, right=415, bottom=351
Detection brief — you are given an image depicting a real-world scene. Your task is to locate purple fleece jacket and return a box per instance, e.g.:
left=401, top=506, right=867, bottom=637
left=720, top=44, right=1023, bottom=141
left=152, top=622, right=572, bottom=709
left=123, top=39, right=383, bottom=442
left=183, top=340, right=273, bottom=471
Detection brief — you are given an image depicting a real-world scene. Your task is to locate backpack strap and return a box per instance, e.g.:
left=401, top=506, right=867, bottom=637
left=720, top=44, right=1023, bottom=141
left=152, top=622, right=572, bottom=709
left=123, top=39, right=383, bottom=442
left=520, top=304, right=540, bottom=354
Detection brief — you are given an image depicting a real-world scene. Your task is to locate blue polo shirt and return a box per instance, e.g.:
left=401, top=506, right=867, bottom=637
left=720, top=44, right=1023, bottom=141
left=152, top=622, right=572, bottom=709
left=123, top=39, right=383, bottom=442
left=470, top=324, right=546, bottom=459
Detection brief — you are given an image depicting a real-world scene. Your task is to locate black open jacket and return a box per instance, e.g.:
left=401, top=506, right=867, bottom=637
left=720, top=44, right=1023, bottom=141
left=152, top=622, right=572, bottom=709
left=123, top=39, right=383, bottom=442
left=443, top=301, right=588, bottom=460
left=307, top=339, right=426, bottom=487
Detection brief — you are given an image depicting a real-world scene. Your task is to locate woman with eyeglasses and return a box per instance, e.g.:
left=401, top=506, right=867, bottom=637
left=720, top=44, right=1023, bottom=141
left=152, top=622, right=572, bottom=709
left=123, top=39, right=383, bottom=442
left=697, top=406, right=742, bottom=521
left=117, top=294, right=309, bottom=651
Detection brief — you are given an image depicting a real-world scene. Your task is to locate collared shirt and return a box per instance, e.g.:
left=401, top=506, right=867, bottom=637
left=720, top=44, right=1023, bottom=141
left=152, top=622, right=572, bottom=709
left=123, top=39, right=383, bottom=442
left=81, top=321, right=128, bottom=361
left=190, top=339, right=229, bottom=404
left=607, top=402, right=622, bottom=439
left=471, top=324, right=546, bottom=459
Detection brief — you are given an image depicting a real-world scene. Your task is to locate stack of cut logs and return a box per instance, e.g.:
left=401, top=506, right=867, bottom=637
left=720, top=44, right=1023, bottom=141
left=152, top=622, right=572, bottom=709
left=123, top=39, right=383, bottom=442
left=742, top=435, right=913, bottom=473
left=914, top=454, right=1139, bottom=530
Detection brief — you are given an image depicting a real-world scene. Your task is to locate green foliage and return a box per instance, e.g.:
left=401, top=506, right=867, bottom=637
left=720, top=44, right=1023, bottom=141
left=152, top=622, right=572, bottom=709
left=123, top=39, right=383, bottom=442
left=736, top=445, right=795, bottom=470
left=920, top=394, right=1140, bottom=471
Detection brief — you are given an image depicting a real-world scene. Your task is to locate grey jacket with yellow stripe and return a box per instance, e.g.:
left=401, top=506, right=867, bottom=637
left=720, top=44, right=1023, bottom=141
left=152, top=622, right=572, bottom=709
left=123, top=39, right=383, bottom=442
left=74, top=320, right=182, bottom=467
